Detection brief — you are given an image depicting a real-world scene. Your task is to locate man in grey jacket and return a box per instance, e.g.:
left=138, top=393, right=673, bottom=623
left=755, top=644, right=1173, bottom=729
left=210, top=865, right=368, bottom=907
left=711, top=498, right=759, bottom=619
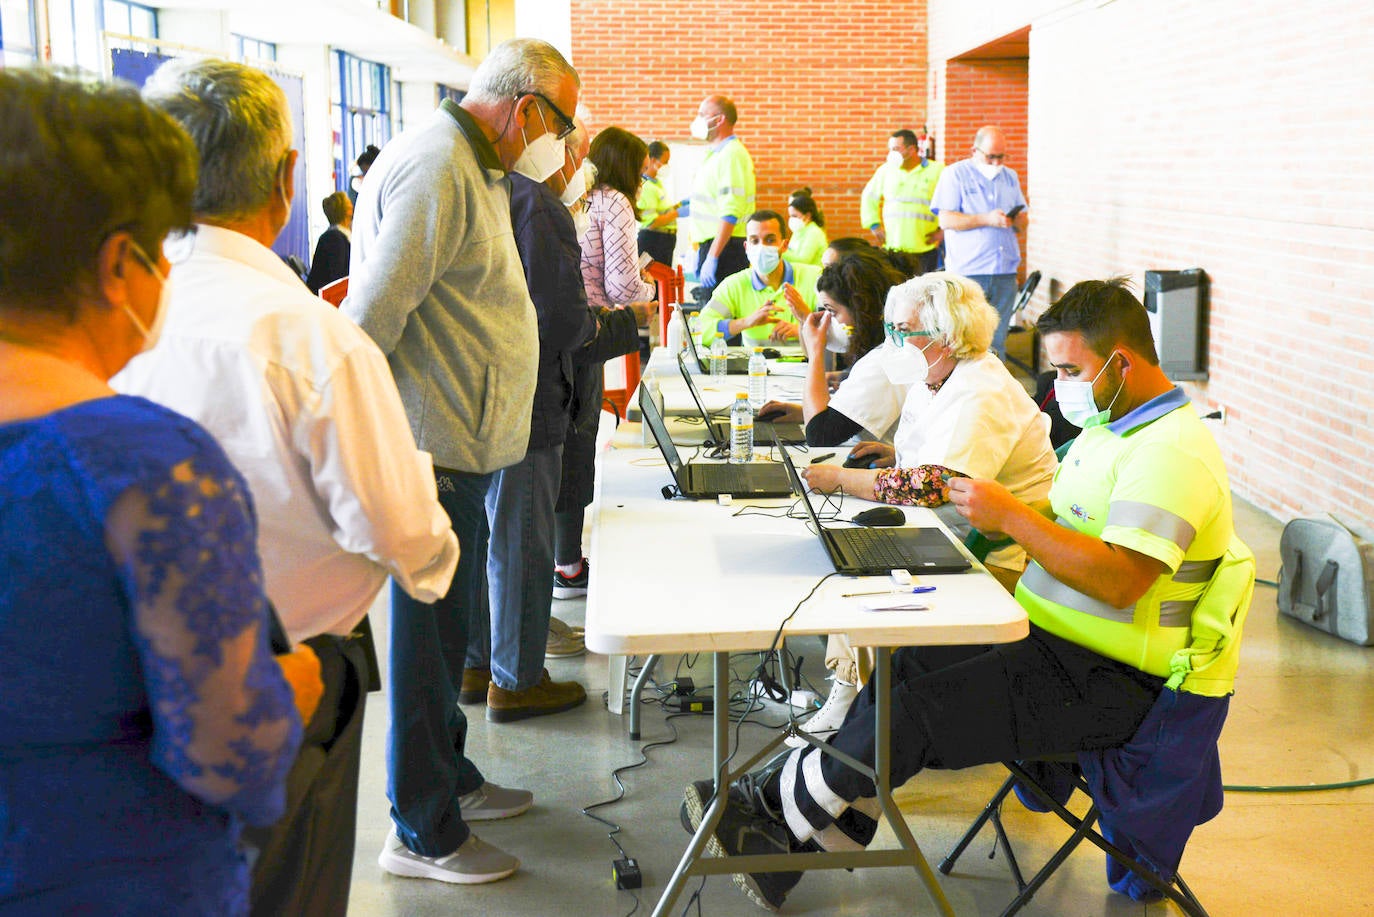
left=344, top=38, right=580, bottom=885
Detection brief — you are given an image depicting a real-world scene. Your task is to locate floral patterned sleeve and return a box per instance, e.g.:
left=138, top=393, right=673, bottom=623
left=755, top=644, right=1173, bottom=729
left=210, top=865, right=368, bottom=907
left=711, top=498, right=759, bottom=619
left=872, top=463, right=959, bottom=507
left=106, top=455, right=302, bottom=827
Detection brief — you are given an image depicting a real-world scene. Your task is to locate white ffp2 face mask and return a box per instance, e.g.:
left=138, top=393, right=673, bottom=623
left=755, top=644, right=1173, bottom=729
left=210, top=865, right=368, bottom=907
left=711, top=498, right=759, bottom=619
left=886, top=150, right=905, bottom=169
left=511, top=105, right=565, bottom=182
left=1053, top=351, right=1124, bottom=428
left=880, top=337, right=939, bottom=385
left=824, top=316, right=852, bottom=353
left=975, top=161, right=1004, bottom=181
left=122, top=240, right=171, bottom=355
left=690, top=114, right=718, bottom=141
left=558, top=163, right=587, bottom=206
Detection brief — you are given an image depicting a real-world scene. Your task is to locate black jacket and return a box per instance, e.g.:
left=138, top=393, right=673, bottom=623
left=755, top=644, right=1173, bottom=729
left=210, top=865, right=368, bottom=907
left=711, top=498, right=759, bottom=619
left=510, top=174, right=596, bottom=450
left=305, top=226, right=350, bottom=294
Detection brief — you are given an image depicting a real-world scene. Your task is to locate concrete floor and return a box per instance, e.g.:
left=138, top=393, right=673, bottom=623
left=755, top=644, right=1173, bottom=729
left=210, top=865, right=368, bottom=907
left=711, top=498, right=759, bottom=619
left=344, top=496, right=1374, bottom=916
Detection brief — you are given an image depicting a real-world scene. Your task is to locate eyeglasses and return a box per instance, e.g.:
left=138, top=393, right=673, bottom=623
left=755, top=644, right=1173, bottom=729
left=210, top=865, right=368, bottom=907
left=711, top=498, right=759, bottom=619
left=883, top=321, right=935, bottom=347
left=974, top=148, right=1006, bottom=163
left=527, top=91, right=576, bottom=140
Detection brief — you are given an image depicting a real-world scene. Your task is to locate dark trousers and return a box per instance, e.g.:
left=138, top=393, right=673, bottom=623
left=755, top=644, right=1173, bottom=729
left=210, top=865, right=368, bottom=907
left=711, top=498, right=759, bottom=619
left=244, top=635, right=368, bottom=917
left=916, top=247, right=941, bottom=275
left=695, top=236, right=748, bottom=294
left=468, top=444, right=564, bottom=690
left=638, top=228, right=676, bottom=267
left=386, top=468, right=489, bottom=857
left=788, top=625, right=1164, bottom=848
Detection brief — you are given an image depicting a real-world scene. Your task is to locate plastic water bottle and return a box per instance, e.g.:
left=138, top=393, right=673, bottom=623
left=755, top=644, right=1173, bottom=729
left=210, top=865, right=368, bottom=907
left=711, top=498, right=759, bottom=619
left=748, top=347, right=767, bottom=411
left=729, top=393, right=753, bottom=464
left=710, top=337, right=728, bottom=385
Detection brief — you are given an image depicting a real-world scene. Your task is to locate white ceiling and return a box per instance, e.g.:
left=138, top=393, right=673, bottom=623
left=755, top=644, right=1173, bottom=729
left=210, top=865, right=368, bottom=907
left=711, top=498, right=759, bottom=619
left=157, top=0, right=478, bottom=85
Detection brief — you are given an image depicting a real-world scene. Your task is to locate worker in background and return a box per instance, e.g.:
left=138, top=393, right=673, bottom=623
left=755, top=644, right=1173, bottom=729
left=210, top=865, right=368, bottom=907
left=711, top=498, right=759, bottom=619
left=931, top=124, right=1029, bottom=357
left=861, top=128, right=944, bottom=274
left=696, top=209, right=819, bottom=346
left=636, top=140, right=681, bottom=266
left=782, top=187, right=828, bottom=266
left=686, top=94, right=755, bottom=293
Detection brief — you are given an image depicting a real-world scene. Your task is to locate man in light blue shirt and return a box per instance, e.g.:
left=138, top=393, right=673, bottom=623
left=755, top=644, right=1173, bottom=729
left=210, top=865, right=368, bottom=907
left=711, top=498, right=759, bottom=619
left=931, top=125, right=1029, bottom=356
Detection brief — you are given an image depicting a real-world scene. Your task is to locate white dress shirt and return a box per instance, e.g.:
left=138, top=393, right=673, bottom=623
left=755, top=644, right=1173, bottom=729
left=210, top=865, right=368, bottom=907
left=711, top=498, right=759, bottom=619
left=115, top=224, right=458, bottom=642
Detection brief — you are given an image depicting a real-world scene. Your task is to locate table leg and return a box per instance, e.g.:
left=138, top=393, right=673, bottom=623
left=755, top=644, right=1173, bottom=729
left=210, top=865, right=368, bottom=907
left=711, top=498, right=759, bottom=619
left=873, top=646, right=956, bottom=917
left=607, top=654, right=627, bottom=715
left=652, top=648, right=957, bottom=917
left=629, top=654, right=660, bottom=739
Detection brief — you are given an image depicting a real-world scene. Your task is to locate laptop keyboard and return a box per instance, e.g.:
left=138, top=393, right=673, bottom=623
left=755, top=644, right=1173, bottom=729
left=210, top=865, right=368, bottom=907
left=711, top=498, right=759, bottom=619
left=831, top=527, right=924, bottom=567
left=695, top=464, right=758, bottom=491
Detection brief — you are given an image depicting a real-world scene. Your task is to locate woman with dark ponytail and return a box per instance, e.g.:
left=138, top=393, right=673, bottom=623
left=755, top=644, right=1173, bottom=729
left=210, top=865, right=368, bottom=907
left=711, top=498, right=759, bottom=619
left=782, top=187, right=828, bottom=266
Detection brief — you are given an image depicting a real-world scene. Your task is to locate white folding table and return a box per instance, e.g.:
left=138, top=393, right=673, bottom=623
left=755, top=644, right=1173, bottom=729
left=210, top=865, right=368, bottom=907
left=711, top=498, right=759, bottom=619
left=585, top=444, right=1028, bottom=916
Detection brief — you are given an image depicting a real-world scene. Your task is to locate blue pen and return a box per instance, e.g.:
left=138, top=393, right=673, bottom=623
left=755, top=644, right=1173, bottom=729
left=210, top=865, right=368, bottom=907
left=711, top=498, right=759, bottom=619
left=842, top=585, right=937, bottom=598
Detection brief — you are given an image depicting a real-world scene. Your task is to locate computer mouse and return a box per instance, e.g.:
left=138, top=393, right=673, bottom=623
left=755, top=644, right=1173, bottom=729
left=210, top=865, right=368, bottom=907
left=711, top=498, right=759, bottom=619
left=853, top=506, right=906, bottom=527
left=756, top=408, right=788, bottom=423
left=761, top=347, right=782, bottom=359
left=843, top=454, right=875, bottom=469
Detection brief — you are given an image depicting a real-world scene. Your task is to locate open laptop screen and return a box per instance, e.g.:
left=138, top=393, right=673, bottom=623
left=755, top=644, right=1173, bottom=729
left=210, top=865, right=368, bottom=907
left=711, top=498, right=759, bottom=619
left=638, top=382, right=687, bottom=485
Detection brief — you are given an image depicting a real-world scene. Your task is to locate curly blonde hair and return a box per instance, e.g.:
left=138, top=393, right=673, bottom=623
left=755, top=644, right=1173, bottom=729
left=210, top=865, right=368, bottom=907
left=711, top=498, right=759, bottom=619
left=884, top=271, right=998, bottom=359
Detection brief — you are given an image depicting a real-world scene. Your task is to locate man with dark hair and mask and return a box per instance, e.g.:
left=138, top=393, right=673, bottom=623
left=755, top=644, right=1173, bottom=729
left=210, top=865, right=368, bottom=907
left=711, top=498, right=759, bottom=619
left=695, top=210, right=818, bottom=346
left=680, top=277, right=1240, bottom=914
left=343, top=37, right=580, bottom=885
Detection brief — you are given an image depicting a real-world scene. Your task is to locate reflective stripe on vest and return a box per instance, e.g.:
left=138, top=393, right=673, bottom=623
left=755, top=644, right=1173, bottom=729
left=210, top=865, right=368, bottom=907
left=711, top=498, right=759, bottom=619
left=1105, top=500, right=1197, bottom=551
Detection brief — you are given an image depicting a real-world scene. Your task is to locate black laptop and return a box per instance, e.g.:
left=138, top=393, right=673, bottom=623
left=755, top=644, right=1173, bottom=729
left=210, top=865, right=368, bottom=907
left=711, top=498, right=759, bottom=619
left=776, top=441, right=971, bottom=575
left=683, top=315, right=750, bottom=374
left=639, top=384, right=793, bottom=499
left=675, top=350, right=805, bottom=447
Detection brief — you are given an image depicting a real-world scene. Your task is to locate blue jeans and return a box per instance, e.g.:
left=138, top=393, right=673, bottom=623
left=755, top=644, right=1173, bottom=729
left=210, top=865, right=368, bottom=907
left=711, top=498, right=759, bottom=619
left=468, top=445, right=563, bottom=691
left=969, top=272, right=1019, bottom=356
left=386, top=468, right=489, bottom=857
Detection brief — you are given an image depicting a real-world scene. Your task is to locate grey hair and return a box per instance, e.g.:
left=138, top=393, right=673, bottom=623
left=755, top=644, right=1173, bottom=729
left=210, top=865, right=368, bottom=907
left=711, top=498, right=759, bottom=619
left=885, top=271, right=998, bottom=359
left=142, top=57, right=292, bottom=221
left=464, top=38, right=579, bottom=107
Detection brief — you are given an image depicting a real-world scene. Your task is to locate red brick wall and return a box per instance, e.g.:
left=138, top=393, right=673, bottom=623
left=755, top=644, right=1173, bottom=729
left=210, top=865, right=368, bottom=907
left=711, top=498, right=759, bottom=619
left=569, top=0, right=927, bottom=243
left=929, top=0, right=1374, bottom=524
left=940, top=57, right=1029, bottom=276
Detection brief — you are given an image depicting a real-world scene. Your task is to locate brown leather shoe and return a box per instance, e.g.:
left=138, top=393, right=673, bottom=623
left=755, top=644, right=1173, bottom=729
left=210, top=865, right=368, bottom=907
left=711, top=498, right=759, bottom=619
left=459, top=666, right=492, bottom=705
left=486, top=669, right=587, bottom=723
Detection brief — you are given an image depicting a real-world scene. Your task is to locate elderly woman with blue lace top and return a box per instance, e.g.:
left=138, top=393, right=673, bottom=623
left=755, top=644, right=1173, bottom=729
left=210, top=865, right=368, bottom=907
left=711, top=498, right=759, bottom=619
left=0, top=70, right=312, bottom=914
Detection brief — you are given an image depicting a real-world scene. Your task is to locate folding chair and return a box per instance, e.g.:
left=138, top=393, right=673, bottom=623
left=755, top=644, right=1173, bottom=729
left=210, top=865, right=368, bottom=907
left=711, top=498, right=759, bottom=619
left=940, top=535, right=1255, bottom=917
left=1002, top=270, right=1042, bottom=378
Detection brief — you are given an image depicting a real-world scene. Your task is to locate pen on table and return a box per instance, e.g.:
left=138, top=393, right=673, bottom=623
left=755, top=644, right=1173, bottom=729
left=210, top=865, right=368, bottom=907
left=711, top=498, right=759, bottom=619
left=810, top=452, right=836, bottom=464
left=842, top=585, right=937, bottom=598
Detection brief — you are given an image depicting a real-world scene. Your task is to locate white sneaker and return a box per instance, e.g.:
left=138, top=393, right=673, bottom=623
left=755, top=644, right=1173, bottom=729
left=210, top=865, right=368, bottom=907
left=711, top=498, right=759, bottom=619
left=785, top=677, right=858, bottom=748
left=458, top=781, right=534, bottom=821
left=378, top=831, right=519, bottom=884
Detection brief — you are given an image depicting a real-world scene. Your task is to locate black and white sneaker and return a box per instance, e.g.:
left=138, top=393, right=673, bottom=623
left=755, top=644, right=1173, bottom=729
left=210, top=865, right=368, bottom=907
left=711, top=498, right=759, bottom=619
left=680, top=778, right=803, bottom=911
left=553, top=559, right=589, bottom=599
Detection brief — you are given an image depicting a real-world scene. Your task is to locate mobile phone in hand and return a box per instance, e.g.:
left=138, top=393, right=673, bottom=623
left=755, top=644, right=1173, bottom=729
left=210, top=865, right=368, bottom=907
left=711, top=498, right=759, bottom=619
left=1006, top=204, right=1024, bottom=220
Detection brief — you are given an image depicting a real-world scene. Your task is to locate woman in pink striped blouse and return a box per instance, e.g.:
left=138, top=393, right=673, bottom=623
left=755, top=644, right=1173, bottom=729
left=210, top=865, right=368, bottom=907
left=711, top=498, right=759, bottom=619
left=581, top=126, right=657, bottom=310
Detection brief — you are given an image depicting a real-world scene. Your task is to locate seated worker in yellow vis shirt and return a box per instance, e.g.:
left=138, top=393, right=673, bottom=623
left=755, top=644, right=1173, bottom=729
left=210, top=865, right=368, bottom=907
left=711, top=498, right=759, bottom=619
left=696, top=210, right=821, bottom=346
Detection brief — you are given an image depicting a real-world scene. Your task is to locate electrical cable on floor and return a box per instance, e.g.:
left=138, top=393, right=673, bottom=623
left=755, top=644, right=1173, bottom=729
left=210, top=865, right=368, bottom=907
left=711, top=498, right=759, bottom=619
left=1221, top=577, right=1373, bottom=793
left=1225, top=776, right=1374, bottom=793
left=581, top=712, right=689, bottom=916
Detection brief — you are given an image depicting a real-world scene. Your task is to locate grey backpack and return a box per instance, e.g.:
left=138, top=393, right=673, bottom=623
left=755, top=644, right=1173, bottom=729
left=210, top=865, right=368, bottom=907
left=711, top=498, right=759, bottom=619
left=1277, top=515, right=1374, bottom=646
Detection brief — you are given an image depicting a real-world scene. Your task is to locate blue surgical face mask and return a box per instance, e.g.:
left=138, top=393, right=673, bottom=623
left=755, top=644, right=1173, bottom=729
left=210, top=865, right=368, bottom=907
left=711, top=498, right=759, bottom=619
left=746, top=243, right=781, bottom=278
left=1054, top=350, right=1125, bottom=428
